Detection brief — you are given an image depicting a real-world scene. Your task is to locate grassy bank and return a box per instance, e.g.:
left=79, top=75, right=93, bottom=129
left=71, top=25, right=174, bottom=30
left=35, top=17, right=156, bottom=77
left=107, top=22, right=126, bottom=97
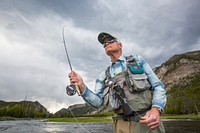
left=46, top=114, right=200, bottom=123
left=0, top=117, right=17, bottom=121
left=1, top=114, right=200, bottom=122
left=161, top=114, right=200, bottom=120
left=46, top=117, right=113, bottom=123
left=0, top=117, right=44, bottom=121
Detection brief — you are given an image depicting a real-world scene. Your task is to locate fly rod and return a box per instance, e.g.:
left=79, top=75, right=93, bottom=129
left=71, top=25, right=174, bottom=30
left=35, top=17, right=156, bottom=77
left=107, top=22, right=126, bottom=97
left=62, top=26, right=80, bottom=96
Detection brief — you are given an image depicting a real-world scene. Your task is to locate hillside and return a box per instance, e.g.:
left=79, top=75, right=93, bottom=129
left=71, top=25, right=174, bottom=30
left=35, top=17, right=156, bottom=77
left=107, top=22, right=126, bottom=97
left=53, top=103, right=95, bottom=117
left=154, top=50, right=200, bottom=114
left=154, top=50, right=200, bottom=91
left=0, top=100, right=50, bottom=118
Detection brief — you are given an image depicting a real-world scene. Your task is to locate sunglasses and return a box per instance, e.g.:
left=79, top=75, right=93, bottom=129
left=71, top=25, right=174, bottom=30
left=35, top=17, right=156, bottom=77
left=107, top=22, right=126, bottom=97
left=103, top=39, right=117, bottom=47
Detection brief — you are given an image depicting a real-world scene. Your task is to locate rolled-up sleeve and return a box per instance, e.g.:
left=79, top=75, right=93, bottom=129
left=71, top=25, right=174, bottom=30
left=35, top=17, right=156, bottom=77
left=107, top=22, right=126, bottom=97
left=81, top=70, right=106, bottom=108
left=136, top=54, right=166, bottom=111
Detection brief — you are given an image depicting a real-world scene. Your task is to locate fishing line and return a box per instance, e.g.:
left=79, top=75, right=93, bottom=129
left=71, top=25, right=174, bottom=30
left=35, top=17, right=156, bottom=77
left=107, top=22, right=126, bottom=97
left=68, top=107, right=91, bottom=133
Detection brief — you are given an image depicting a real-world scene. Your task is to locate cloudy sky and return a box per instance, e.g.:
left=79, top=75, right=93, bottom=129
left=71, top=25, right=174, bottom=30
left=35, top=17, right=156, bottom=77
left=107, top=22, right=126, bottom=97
left=0, top=0, right=200, bottom=113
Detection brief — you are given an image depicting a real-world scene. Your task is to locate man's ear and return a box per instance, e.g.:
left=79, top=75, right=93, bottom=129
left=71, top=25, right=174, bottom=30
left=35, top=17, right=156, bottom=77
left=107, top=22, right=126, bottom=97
left=118, top=43, right=122, bottom=48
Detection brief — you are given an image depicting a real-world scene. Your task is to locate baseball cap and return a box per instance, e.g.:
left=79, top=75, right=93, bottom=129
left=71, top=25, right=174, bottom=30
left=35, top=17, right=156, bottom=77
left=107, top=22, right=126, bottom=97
left=98, top=32, right=116, bottom=44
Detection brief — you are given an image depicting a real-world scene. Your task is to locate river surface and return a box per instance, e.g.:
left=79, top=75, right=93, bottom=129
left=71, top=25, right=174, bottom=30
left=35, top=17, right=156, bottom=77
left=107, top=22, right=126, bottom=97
left=0, top=119, right=200, bottom=133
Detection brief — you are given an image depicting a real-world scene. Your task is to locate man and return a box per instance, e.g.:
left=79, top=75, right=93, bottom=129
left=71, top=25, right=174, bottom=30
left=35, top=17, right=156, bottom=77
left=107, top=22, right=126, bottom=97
left=68, top=32, right=166, bottom=133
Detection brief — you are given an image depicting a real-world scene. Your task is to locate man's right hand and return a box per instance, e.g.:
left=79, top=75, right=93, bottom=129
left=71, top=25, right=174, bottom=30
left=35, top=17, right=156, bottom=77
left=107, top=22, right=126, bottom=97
left=140, top=107, right=160, bottom=130
left=68, top=71, right=86, bottom=94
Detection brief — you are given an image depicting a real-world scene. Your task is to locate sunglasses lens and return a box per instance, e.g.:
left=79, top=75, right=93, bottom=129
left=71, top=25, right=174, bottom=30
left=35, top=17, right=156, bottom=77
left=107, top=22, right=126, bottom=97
left=103, top=39, right=117, bottom=47
left=108, top=39, right=115, bottom=43
left=66, top=85, right=76, bottom=96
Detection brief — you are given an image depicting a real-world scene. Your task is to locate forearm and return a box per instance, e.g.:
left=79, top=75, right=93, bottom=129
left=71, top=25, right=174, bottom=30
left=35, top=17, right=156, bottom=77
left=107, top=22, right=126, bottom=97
left=81, top=86, right=104, bottom=108
left=152, top=86, right=166, bottom=111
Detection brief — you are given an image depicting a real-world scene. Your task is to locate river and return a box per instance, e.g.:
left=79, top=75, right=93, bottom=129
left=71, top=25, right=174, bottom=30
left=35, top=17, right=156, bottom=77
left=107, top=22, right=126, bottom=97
left=0, top=119, right=200, bottom=133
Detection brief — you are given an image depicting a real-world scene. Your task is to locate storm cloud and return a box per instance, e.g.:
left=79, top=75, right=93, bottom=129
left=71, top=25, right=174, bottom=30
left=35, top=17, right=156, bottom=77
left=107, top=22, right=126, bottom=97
left=0, top=0, right=199, bottom=113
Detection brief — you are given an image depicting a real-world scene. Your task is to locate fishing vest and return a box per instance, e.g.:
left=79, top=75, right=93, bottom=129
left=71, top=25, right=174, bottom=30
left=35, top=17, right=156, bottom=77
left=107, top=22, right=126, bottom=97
left=103, top=55, right=152, bottom=114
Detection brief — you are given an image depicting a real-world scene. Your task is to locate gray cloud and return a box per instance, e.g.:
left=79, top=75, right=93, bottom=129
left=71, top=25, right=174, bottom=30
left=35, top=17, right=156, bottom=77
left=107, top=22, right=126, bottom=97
left=0, top=0, right=200, bottom=113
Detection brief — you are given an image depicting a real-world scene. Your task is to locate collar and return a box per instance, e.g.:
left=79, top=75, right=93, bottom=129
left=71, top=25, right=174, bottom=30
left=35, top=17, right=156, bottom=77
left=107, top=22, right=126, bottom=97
left=111, top=55, right=126, bottom=65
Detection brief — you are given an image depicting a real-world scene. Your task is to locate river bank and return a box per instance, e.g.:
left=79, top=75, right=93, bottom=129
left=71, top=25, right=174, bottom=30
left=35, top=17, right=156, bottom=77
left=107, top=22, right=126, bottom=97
left=1, top=114, right=200, bottom=122
left=46, top=114, right=200, bottom=123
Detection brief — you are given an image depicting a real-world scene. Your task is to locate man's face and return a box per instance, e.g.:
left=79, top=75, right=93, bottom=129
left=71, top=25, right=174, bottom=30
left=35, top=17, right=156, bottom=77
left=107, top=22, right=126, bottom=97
left=103, top=38, right=122, bottom=55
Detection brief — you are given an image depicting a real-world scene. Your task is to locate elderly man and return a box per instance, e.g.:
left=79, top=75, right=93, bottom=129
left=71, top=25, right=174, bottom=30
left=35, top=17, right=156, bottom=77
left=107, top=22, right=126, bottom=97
left=68, top=32, right=166, bottom=133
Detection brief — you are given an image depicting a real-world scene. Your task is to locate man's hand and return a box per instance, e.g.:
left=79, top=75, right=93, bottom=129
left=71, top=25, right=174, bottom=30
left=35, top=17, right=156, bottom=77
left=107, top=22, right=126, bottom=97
left=139, top=107, right=160, bottom=130
left=68, top=71, right=86, bottom=94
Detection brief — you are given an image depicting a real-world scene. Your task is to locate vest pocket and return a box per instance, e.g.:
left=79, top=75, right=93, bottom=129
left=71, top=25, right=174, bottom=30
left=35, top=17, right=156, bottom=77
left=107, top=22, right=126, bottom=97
left=129, top=73, right=151, bottom=92
left=128, top=89, right=152, bottom=111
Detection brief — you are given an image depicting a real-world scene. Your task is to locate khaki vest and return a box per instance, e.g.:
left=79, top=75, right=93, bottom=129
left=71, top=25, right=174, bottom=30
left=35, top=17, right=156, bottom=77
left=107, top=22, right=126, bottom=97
left=103, top=56, right=152, bottom=114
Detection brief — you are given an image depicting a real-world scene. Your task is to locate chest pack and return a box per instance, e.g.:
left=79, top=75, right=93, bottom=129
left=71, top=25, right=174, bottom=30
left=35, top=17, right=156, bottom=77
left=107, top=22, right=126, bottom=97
left=103, top=55, right=152, bottom=114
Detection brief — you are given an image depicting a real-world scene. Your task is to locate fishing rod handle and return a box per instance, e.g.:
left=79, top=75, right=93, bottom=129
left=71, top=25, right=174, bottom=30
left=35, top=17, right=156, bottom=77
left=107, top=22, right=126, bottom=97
left=75, top=84, right=81, bottom=96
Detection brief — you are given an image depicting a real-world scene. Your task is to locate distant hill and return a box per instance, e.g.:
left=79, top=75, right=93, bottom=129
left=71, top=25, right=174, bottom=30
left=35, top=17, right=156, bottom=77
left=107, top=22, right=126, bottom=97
left=53, top=103, right=95, bottom=117
left=0, top=100, right=50, bottom=118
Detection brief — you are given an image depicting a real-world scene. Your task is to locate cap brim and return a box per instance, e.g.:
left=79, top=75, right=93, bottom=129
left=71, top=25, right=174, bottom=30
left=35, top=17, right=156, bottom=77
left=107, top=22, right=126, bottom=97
left=98, top=32, right=116, bottom=44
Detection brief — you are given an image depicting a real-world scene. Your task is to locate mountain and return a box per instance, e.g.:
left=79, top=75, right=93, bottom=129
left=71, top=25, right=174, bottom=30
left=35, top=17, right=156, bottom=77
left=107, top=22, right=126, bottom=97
left=0, top=100, right=50, bottom=118
left=154, top=50, right=200, bottom=91
left=53, top=103, right=95, bottom=117
left=154, top=50, right=200, bottom=114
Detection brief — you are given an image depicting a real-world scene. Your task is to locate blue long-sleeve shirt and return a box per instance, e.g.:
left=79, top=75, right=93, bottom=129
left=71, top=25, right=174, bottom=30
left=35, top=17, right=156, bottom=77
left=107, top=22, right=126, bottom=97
left=81, top=54, right=166, bottom=111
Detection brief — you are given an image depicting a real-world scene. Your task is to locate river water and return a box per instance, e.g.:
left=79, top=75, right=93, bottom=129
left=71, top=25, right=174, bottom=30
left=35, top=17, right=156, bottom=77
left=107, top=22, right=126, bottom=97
left=0, top=119, right=200, bottom=133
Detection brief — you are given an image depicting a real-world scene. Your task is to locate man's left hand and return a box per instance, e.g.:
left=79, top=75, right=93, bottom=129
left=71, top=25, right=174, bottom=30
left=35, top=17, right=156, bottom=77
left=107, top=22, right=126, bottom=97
left=139, top=107, right=160, bottom=130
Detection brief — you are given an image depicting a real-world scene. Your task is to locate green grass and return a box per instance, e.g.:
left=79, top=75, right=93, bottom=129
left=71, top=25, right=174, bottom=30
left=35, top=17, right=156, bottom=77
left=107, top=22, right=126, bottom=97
left=46, top=114, right=200, bottom=123
left=161, top=114, right=200, bottom=120
left=0, top=117, right=17, bottom=121
left=46, top=117, right=113, bottom=123
left=1, top=114, right=200, bottom=122
left=0, top=117, right=45, bottom=121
